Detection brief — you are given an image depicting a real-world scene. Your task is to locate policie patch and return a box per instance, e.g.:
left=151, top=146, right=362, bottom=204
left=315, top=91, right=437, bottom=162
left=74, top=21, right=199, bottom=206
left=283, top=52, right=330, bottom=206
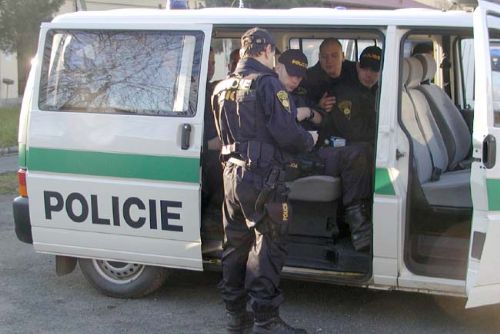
left=277, top=90, right=291, bottom=113
left=338, top=100, right=352, bottom=120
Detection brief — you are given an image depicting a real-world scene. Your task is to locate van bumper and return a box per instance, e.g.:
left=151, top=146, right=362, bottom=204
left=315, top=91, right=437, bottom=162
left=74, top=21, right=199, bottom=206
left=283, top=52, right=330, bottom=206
left=12, top=196, right=32, bottom=244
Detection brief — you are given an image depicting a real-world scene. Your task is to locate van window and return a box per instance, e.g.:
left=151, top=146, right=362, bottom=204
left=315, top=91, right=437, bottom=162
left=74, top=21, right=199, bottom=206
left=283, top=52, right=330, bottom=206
left=289, top=38, right=379, bottom=65
left=459, top=38, right=475, bottom=109
left=488, top=22, right=500, bottom=126
left=39, top=30, right=204, bottom=117
left=211, top=38, right=240, bottom=82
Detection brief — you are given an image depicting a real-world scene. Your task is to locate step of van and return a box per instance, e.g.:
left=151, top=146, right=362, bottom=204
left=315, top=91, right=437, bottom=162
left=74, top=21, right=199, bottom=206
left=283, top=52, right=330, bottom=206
left=286, top=236, right=370, bottom=273
left=289, top=200, right=339, bottom=238
left=202, top=236, right=370, bottom=274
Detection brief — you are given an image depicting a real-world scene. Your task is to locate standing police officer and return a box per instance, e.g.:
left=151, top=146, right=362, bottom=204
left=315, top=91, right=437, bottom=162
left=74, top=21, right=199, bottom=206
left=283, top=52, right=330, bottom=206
left=212, top=28, right=315, bottom=334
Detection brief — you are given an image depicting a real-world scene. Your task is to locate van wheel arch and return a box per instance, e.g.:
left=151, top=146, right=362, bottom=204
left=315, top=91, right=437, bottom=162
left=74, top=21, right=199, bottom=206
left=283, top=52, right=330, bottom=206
left=78, top=258, right=168, bottom=298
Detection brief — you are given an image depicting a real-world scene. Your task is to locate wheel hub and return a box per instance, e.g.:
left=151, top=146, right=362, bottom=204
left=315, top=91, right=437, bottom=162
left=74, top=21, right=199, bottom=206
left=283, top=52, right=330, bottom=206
left=92, top=260, right=145, bottom=284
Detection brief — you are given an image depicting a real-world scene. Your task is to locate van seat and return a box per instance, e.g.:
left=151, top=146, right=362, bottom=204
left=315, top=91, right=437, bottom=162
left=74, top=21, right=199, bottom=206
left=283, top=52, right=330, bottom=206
left=421, top=169, right=472, bottom=207
left=287, top=175, right=341, bottom=202
left=415, top=53, right=471, bottom=170
left=402, top=58, right=472, bottom=208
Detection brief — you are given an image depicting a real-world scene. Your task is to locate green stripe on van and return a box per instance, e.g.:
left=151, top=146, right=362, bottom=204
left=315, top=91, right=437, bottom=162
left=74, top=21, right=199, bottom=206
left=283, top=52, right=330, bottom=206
left=27, top=147, right=200, bottom=183
left=374, top=168, right=396, bottom=196
left=487, top=179, right=500, bottom=211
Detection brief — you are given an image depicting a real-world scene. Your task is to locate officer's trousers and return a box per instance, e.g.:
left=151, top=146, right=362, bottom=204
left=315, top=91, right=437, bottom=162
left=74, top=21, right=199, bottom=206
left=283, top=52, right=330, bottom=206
left=316, top=142, right=373, bottom=206
left=219, top=163, right=287, bottom=319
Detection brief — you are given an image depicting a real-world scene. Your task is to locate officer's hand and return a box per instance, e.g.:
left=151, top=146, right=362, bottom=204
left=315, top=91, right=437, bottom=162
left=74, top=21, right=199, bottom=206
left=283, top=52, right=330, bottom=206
left=319, top=92, right=336, bottom=112
left=296, top=107, right=311, bottom=122
left=309, top=131, right=319, bottom=145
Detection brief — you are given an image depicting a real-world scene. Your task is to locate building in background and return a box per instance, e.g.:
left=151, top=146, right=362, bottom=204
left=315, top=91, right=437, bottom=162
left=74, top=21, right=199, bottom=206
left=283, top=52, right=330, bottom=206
left=0, top=51, right=17, bottom=100
left=323, top=0, right=432, bottom=9
left=0, top=0, right=449, bottom=99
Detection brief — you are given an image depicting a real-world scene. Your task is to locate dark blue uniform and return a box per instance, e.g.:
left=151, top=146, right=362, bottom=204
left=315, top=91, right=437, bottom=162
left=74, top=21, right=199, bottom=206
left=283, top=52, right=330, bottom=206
left=212, top=58, right=314, bottom=319
left=300, top=60, right=357, bottom=103
left=299, top=60, right=376, bottom=252
left=290, top=90, right=373, bottom=206
left=317, top=77, right=377, bottom=146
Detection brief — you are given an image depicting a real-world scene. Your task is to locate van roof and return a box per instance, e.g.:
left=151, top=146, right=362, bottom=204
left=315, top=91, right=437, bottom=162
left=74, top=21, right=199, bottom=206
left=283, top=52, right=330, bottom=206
left=50, top=7, right=473, bottom=28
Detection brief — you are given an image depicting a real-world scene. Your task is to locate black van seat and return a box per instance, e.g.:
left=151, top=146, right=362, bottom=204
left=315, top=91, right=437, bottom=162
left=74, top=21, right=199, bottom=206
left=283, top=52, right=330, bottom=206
left=287, top=175, right=341, bottom=202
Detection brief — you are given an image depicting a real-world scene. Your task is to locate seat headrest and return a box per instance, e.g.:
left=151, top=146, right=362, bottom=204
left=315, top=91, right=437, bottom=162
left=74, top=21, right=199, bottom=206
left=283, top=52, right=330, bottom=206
left=402, top=59, right=410, bottom=86
left=406, top=57, right=424, bottom=88
left=415, top=53, right=437, bottom=82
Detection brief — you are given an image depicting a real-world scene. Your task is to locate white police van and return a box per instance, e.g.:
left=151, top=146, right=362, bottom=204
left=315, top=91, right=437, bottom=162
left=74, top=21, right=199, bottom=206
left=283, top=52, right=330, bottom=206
left=12, top=0, right=500, bottom=308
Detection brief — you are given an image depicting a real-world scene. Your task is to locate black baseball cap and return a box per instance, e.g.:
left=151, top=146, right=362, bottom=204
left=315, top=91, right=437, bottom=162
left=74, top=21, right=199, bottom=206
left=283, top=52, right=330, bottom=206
left=359, top=46, right=382, bottom=72
left=278, top=49, right=308, bottom=78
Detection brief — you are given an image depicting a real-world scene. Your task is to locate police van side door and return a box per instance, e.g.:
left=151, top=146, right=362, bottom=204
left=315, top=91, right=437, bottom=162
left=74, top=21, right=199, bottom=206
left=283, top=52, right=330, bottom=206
left=467, top=0, right=500, bottom=308
left=27, top=22, right=212, bottom=270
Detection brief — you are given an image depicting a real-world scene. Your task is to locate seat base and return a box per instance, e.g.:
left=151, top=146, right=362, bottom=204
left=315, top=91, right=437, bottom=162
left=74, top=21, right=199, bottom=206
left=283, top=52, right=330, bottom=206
left=287, top=175, right=341, bottom=202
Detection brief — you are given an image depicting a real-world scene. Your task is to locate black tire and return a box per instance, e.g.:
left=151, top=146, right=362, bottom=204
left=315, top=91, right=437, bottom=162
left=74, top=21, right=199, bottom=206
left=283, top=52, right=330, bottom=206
left=78, top=258, right=169, bottom=298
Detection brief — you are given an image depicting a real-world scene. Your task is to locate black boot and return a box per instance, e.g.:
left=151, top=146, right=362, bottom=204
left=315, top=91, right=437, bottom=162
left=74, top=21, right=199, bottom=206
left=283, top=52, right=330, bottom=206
left=226, top=310, right=254, bottom=334
left=344, top=201, right=372, bottom=252
left=253, top=316, right=308, bottom=334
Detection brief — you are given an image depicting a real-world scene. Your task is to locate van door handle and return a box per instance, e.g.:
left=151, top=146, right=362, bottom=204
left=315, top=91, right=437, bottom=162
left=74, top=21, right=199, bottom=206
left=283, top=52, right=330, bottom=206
left=181, top=123, right=192, bottom=150
left=483, top=134, right=496, bottom=169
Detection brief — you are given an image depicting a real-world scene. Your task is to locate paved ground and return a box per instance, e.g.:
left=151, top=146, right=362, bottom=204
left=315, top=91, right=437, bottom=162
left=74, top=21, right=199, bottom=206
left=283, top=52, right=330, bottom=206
left=0, top=154, right=18, bottom=174
left=1, top=192, right=500, bottom=334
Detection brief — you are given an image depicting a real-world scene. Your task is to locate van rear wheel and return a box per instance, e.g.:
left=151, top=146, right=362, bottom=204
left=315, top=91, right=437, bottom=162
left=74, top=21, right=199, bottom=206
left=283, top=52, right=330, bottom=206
left=78, top=258, right=168, bottom=298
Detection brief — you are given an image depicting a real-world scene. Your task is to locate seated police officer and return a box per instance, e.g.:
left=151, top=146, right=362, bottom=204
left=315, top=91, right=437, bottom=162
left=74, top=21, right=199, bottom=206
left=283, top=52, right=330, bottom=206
left=300, top=38, right=357, bottom=113
left=317, top=46, right=382, bottom=252
left=318, top=45, right=381, bottom=146
left=212, top=28, right=315, bottom=334
left=274, top=49, right=321, bottom=125
left=275, top=49, right=375, bottom=253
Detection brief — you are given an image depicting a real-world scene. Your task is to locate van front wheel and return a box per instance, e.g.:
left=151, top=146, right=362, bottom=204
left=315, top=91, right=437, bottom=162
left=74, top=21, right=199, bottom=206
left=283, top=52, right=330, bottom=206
left=78, top=258, right=168, bottom=298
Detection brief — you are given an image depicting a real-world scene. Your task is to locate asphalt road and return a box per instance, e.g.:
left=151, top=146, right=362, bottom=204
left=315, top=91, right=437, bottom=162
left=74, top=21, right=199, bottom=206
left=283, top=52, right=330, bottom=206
left=0, top=154, right=17, bottom=174
left=1, top=192, right=500, bottom=334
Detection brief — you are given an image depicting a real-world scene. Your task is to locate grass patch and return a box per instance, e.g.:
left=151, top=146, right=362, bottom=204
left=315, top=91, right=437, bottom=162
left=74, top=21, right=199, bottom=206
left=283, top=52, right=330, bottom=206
left=0, top=172, right=17, bottom=194
left=0, top=106, right=20, bottom=148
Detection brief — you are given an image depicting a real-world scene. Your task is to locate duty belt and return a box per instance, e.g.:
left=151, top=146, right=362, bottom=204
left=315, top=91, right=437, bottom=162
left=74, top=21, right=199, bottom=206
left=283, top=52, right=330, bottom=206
left=228, top=157, right=247, bottom=168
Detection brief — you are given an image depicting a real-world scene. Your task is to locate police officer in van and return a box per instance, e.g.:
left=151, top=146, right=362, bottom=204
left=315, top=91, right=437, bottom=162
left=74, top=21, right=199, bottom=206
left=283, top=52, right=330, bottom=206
left=212, top=27, right=315, bottom=334
left=315, top=45, right=381, bottom=253
left=318, top=45, right=381, bottom=146
left=276, top=49, right=375, bottom=253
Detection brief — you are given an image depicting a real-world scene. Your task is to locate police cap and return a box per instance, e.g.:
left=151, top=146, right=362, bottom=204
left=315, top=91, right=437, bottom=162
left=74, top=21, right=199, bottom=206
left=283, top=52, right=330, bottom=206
left=278, top=49, right=308, bottom=78
left=359, top=46, right=382, bottom=72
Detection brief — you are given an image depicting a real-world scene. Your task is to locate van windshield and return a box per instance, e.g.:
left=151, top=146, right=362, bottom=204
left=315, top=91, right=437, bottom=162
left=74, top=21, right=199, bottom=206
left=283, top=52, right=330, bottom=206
left=38, top=30, right=204, bottom=117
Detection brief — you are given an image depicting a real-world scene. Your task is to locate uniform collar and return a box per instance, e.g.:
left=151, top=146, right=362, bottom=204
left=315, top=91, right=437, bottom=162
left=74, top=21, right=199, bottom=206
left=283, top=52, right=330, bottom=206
left=234, top=57, right=276, bottom=77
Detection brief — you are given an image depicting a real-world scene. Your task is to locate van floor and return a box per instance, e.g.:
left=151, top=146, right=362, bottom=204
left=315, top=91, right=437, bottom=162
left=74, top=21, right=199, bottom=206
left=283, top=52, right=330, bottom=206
left=406, top=207, right=472, bottom=280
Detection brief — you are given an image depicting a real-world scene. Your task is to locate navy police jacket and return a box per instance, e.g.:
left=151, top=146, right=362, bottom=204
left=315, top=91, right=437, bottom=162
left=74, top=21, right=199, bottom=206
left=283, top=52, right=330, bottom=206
left=300, top=60, right=357, bottom=104
left=318, top=75, right=377, bottom=145
left=212, top=58, right=314, bottom=168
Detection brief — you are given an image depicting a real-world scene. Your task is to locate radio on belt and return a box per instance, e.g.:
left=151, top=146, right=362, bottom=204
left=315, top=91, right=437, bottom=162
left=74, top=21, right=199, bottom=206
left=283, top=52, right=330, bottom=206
left=324, top=136, right=346, bottom=148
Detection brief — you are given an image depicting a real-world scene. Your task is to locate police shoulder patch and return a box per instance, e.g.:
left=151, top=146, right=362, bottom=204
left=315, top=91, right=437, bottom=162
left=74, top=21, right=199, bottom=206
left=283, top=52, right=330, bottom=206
left=338, top=100, right=353, bottom=120
left=277, top=90, right=291, bottom=113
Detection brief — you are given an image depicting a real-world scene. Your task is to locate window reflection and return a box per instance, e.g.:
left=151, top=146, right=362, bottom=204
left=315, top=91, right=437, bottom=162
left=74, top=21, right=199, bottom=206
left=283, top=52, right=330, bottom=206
left=39, top=30, right=203, bottom=117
